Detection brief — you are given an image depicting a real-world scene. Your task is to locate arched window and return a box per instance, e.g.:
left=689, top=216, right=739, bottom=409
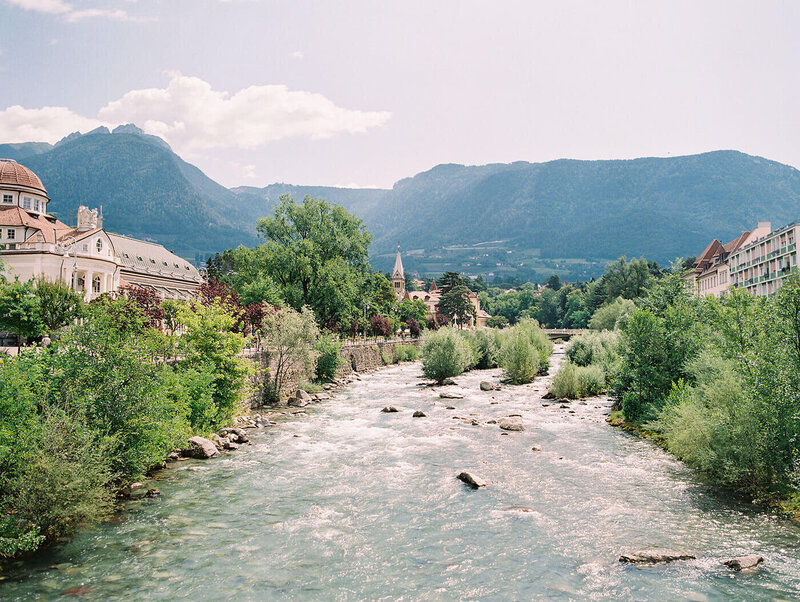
left=92, top=276, right=101, bottom=294
left=96, top=239, right=103, bottom=253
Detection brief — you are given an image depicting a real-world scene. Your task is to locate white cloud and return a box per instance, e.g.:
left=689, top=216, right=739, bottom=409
left=3, top=0, right=146, bottom=21
left=0, top=74, right=391, bottom=153
left=97, top=73, right=391, bottom=151
left=290, top=50, right=304, bottom=60
left=0, top=105, right=102, bottom=142
left=4, top=0, right=71, bottom=14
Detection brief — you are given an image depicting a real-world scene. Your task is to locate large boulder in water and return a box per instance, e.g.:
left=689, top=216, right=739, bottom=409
left=381, top=406, right=400, bottom=413
left=499, top=417, right=524, bottom=431
left=722, top=555, right=763, bottom=570
left=618, top=551, right=696, bottom=564
left=186, top=436, right=219, bottom=459
left=457, top=472, right=488, bottom=488
left=480, top=381, right=498, bottom=391
left=439, top=392, right=464, bottom=399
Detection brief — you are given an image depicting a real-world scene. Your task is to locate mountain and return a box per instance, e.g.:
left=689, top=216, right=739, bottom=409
left=6, top=125, right=800, bottom=280
left=234, top=151, right=800, bottom=281
left=10, top=128, right=259, bottom=263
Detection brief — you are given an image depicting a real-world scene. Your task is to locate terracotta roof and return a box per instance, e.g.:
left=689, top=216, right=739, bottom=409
left=0, top=206, right=69, bottom=243
left=0, top=160, right=47, bottom=194
left=723, top=231, right=751, bottom=253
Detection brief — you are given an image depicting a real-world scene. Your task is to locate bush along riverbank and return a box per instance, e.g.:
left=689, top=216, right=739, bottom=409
left=420, top=321, right=552, bottom=385
left=0, top=292, right=424, bottom=565
left=0, top=294, right=254, bottom=563
left=604, top=272, right=800, bottom=516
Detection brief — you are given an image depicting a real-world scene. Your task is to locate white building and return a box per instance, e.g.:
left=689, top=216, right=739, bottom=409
left=0, top=159, right=201, bottom=300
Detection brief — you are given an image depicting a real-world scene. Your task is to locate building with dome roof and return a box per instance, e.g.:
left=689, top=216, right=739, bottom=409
left=0, top=158, right=202, bottom=301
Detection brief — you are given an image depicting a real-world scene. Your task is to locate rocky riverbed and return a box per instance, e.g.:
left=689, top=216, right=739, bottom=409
left=2, top=346, right=799, bottom=600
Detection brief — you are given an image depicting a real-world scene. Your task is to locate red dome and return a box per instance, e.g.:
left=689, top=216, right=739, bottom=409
left=0, top=159, right=47, bottom=195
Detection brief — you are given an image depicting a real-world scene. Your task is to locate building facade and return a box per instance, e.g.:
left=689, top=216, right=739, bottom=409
left=0, top=159, right=202, bottom=300
left=685, top=222, right=771, bottom=298
left=395, top=249, right=490, bottom=328
left=729, top=221, right=800, bottom=296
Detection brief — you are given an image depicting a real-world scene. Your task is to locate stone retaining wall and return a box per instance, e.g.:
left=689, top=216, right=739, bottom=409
left=242, top=339, right=419, bottom=407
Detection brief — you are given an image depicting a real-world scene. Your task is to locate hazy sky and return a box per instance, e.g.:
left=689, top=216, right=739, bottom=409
left=1, top=1, right=799, bottom=188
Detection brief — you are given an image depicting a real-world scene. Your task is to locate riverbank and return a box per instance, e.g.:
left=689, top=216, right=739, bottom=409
left=3, top=344, right=799, bottom=599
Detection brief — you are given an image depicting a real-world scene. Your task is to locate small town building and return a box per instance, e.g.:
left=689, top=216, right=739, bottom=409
left=393, top=248, right=490, bottom=327
left=729, top=221, right=800, bottom=296
left=685, top=222, right=771, bottom=298
left=0, top=159, right=201, bottom=300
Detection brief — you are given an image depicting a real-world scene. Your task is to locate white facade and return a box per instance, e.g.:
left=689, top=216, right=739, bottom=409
left=0, top=159, right=201, bottom=301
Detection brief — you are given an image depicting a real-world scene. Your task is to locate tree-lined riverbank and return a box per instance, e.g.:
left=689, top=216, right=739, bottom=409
left=2, top=351, right=799, bottom=599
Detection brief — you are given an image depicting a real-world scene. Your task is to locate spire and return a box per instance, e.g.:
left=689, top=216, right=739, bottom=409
left=393, top=245, right=404, bottom=279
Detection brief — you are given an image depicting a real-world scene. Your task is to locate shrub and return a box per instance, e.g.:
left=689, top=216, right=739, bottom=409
left=497, top=328, right=539, bottom=384
left=297, top=380, right=324, bottom=394
left=464, top=328, right=498, bottom=369
left=421, top=327, right=476, bottom=383
left=565, top=330, right=619, bottom=373
left=370, top=315, right=392, bottom=338
left=315, top=335, right=344, bottom=381
left=407, top=318, right=421, bottom=338
left=394, top=344, right=419, bottom=362
left=380, top=350, right=395, bottom=365
left=261, top=306, right=319, bottom=401
left=550, top=362, right=606, bottom=399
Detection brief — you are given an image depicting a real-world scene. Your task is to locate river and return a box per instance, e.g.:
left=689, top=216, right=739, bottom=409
left=2, top=348, right=800, bottom=600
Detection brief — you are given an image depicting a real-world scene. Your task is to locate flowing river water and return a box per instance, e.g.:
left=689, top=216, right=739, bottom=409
left=2, top=347, right=800, bottom=600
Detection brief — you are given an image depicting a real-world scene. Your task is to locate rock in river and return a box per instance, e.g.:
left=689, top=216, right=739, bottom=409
left=186, top=436, right=219, bottom=459
left=457, top=472, right=488, bottom=488
left=618, top=551, right=696, bottom=564
left=441, top=378, right=457, bottom=386
left=439, top=392, right=465, bottom=399
left=382, top=406, right=400, bottom=413
left=722, top=555, right=764, bottom=571
left=499, top=416, right=524, bottom=431
left=480, top=381, right=498, bottom=391
left=413, top=411, right=426, bottom=417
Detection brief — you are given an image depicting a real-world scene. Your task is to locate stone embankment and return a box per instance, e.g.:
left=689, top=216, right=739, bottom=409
left=242, top=338, right=418, bottom=407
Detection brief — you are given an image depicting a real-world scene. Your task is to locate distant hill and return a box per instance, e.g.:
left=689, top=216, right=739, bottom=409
left=5, top=125, right=800, bottom=280
left=10, top=127, right=258, bottom=263
left=236, top=151, right=800, bottom=281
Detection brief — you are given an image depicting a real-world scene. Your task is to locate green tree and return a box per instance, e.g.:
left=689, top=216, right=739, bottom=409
left=34, top=277, right=83, bottom=337
left=261, top=306, right=320, bottom=402
left=438, top=285, right=475, bottom=327
left=178, top=300, right=252, bottom=429
left=255, top=195, right=372, bottom=326
left=0, top=280, right=44, bottom=350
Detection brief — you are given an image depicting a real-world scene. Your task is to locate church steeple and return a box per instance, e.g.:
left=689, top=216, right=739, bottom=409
left=392, top=246, right=405, bottom=300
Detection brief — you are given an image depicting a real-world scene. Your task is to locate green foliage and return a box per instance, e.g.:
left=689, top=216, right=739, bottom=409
left=177, top=300, right=252, bottom=429
left=565, top=330, right=619, bottom=373
left=437, top=284, right=475, bottom=327
left=254, top=195, right=372, bottom=327
left=315, top=335, right=344, bottom=381
left=497, top=320, right=552, bottom=384
left=463, top=328, right=498, bottom=369
left=297, top=380, right=324, bottom=394
left=34, top=277, right=83, bottom=336
left=602, top=257, right=652, bottom=300
left=0, top=279, right=44, bottom=347
left=550, top=362, right=606, bottom=399
left=393, top=343, right=419, bottom=362
left=589, top=297, right=637, bottom=331
left=261, top=306, right=320, bottom=401
left=421, top=327, right=476, bottom=383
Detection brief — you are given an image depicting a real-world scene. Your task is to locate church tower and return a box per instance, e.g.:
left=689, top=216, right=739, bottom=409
left=392, top=246, right=406, bottom=300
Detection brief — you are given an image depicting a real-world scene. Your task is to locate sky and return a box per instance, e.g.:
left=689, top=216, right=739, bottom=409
left=0, top=0, right=799, bottom=188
